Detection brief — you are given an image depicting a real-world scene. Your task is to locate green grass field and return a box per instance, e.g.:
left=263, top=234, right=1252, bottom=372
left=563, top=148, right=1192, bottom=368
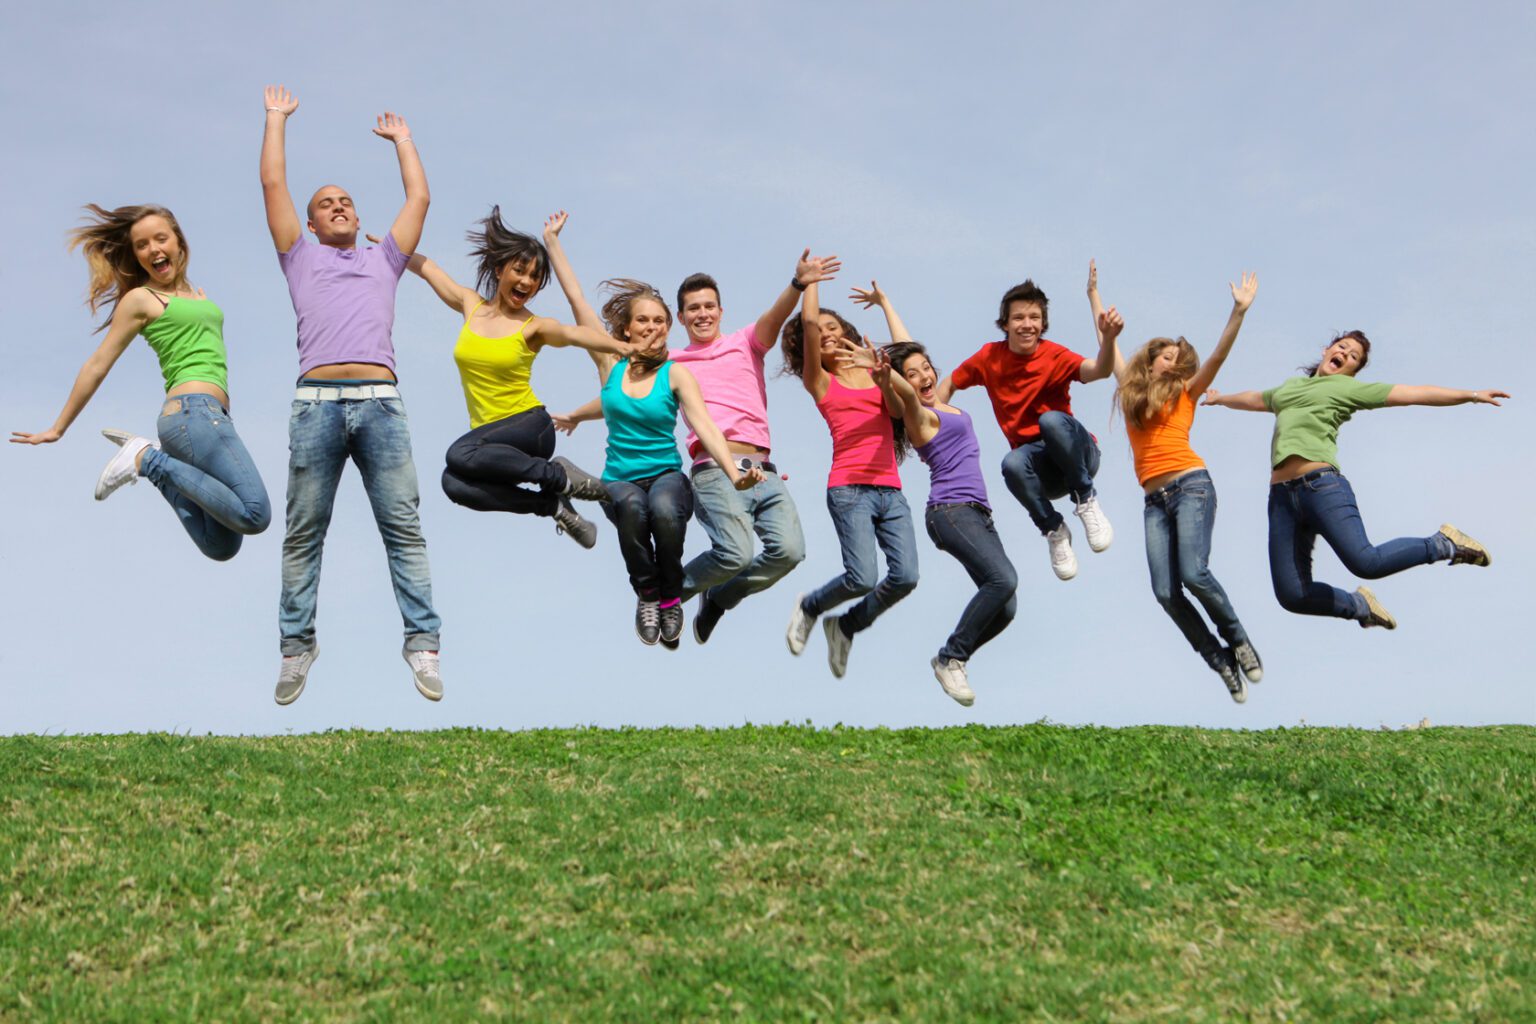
left=2, top=725, right=1531, bottom=1022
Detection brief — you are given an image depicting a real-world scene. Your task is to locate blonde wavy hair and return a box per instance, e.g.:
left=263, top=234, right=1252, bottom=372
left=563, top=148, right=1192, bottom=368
left=68, top=204, right=189, bottom=332
left=1116, top=336, right=1199, bottom=430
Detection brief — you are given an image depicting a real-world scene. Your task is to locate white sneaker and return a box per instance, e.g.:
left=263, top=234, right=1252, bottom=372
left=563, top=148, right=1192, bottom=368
left=1046, top=522, right=1078, bottom=580
left=101, top=427, right=135, bottom=446
left=824, top=616, right=852, bottom=678
left=931, top=656, right=975, bottom=707
left=404, top=650, right=443, bottom=701
left=1074, top=495, right=1113, bottom=552
left=786, top=595, right=816, bottom=655
left=275, top=648, right=319, bottom=706
left=94, top=435, right=156, bottom=500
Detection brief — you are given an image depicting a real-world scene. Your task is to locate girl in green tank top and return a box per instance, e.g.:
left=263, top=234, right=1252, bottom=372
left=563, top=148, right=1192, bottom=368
left=12, top=203, right=270, bottom=561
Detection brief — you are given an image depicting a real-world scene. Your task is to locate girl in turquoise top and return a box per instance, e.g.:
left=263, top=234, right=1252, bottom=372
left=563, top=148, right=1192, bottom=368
left=1205, top=330, right=1507, bottom=629
left=554, top=278, right=760, bottom=649
left=12, top=204, right=270, bottom=561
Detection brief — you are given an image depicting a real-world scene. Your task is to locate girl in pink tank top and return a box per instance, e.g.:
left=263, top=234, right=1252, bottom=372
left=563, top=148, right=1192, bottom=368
left=778, top=281, right=918, bottom=680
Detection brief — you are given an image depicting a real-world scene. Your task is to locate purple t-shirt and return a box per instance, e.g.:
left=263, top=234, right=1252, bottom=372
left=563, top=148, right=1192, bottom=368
left=277, top=232, right=410, bottom=375
left=916, top=407, right=990, bottom=508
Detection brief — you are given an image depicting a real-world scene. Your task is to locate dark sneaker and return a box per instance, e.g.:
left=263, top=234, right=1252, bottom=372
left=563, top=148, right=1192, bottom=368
left=659, top=603, right=684, bottom=646
left=275, top=647, right=318, bottom=706
left=635, top=599, right=660, bottom=645
left=1356, top=586, right=1397, bottom=630
left=1206, top=649, right=1247, bottom=704
left=693, top=594, right=725, bottom=645
left=1439, top=523, right=1491, bottom=567
left=553, top=496, right=598, bottom=549
left=1232, top=641, right=1263, bottom=683
left=553, top=456, right=610, bottom=503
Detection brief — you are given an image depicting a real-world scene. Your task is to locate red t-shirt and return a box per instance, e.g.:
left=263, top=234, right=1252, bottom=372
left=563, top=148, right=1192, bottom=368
left=951, top=339, right=1084, bottom=447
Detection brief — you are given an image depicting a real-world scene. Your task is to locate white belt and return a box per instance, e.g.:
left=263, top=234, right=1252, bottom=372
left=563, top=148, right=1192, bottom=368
left=294, top=384, right=401, bottom=401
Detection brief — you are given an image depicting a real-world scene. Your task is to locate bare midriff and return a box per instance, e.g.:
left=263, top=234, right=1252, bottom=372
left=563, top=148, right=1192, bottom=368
left=167, top=380, right=230, bottom=408
left=725, top=440, right=769, bottom=457
left=1270, top=454, right=1334, bottom=485
left=1141, top=466, right=1201, bottom=494
left=302, top=362, right=399, bottom=382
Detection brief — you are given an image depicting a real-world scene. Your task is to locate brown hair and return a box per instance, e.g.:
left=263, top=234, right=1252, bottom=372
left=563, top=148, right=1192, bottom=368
left=778, top=307, right=861, bottom=379
left=1303, top=329, right=1372, bottom=376
left=1115, top=337, right=1200, bottom=430
left=68, top=204, right=189, bottom=332
left=995, top=279, right=1050, bottom=335
left=601, top=279, right=673, bottom=372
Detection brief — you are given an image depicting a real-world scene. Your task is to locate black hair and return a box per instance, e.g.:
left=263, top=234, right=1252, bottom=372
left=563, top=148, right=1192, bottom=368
left=778, top=307, right=862, bottom=379
left=467, top=205, right=551, bottom=299
left=677, top=272, right=721, bottom=312
left=881, top=340, right=941, bottom=465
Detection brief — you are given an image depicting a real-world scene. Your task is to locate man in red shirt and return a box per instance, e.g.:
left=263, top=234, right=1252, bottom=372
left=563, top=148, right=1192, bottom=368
left=938, top=272, right=1121, bottom=580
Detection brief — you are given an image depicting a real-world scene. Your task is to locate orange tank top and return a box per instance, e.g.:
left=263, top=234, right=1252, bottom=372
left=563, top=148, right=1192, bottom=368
left=1126, top=388, right=1206, bottom=486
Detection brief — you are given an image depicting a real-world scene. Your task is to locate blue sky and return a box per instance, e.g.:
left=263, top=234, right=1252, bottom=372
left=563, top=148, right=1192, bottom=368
left=3, top=1, right=1532, bottom=733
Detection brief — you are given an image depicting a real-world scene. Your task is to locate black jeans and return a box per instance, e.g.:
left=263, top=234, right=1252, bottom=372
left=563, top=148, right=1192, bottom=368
left=441, top=406, right=566, bottom=517
left=924, top=503, right=1018, bottom=662
left=604, top=470, right=694, bottom=600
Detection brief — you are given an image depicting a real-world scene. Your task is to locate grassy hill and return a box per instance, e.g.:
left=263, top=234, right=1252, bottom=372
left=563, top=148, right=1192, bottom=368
left=2, top=725, right=1531, bottom=1021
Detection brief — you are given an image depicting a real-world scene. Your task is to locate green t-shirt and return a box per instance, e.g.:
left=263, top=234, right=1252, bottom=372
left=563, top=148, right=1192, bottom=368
left=1261, top=375, right=1393, bottom=469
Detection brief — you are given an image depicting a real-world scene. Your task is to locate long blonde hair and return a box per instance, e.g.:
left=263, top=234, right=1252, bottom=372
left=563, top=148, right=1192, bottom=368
left=67, top=204, right=189, bottom=332
left=1116, top=336, right=1199, bottom=430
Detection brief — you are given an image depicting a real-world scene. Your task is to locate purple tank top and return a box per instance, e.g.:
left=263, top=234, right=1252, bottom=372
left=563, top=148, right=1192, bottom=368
left=916, top=407, right=990, bottom=508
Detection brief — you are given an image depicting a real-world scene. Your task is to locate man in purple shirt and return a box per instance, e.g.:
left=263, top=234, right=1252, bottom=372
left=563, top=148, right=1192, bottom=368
left=260, top=85, right=442, bottom=707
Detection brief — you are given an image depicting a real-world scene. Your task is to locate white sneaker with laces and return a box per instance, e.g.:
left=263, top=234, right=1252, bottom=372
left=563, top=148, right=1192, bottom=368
left=823, top=616, right=852, bottom=678
left=1074, top=495, right=1113, bottom=552
left=275, top=648, right=319, bottom=706
left=931, top=656, right=975, bottom=707
left=94, top=435, right=156, bottom=500
left=786, top=595, right=816, bottom=655
left=404, top=650, right=443, bottom=702
left=1046, top=522, right=1078, bottom=580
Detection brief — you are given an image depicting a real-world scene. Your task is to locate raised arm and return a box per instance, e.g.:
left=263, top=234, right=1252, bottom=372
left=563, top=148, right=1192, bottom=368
left=1200, top=388, right=1268, bottom=412
left=756, top=248, right=841, bottom=349
left=1087, top=260, right=1129, bottom=380
left=674, top=366, right=760, bottom=491
left=373, top=112, right=429, bottom=254
left=797, top=280, right=830, bottom=400
left=1079, top=306, right=1122, bottom=383
left=1385, top=386, right=1509, bottom=408
left=11, top=291, right=155, bottom=445
left=260, top=85, right=302, bottom=252
left=1188, top=271, right=1258, bottom=396
left=403, top=252, right=479, bottom=315
left=542, top=212, right=605, bottom=332
left=850, top=279, right=914, bottom=344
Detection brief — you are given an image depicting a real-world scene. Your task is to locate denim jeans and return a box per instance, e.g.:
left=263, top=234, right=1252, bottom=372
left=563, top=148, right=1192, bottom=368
left=1142, top=469, right=1248, bottom=657
left=139, top=394, right=272, bottom=561
left=441, top=406, right=564, bottom=518
left=682, top=465, right=806, bottom=610
left=1000, top=410, right=1101, bottom=534
left=802, top=485, right=919, bottom=635
left=604, top=471, right=694, bottom=601
left=924, top=503, right=1017, bottom=662
left=280, top=393, right=441, bottom=655
left=1268, top=468, right=1451, bottom=621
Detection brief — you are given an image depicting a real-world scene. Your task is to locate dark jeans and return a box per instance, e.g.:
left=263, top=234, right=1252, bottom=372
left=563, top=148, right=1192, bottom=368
left=441, top=406, right=567, bottom=518
left=924, top=503, right=1018, bottom=662
left=802, top=485, right=919, bottom=636
left=1143, top=469, right=1248, bottom=657
left=604, top=470, right=694, bottom=601
left=1268, top=468, right=1451, bottom=621
left=999, top=410, right=1101, bottom=534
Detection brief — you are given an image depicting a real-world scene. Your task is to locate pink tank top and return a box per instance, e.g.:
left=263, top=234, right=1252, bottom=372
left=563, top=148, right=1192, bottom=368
left=815, top=377, right=901, bottom=488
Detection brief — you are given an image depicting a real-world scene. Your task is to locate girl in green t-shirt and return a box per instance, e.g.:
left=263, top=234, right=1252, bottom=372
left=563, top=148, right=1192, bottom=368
left=1204, top=330, right=1506, bottom=629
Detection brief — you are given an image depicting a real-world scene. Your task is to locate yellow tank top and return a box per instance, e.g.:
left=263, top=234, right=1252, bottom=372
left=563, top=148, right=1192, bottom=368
left=453, top=303, right=541, bottom=428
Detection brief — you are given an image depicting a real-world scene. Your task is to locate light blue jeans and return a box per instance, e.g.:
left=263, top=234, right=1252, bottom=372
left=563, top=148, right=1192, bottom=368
left=280, top=392, right=441, bottom=655
left=802, top=485, right=919, bottom=635
left=682, top=464, right=806, bottom=610
left=140, top=394, right=271, bottom=561
left=1142, top=469, right=1248, bottom=658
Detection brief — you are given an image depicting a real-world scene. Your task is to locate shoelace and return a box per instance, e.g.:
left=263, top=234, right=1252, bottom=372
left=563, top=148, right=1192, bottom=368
left=278, top=656, right=309, bottom=682
left=408, top=652, right=441, bottom=678
left=640, top=603, right=660, bottom=628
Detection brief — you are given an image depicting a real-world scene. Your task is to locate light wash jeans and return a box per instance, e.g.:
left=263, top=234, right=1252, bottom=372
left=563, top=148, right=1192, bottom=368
left=802, top=485, right=919, bottom=635
left=280, top=392, right=441, bottom=655
left=682, top=464, right=805, bottom=610
left=1142, top=469, right=1248, bottom=658
left=1000, top=410, right=1101, bottom=534
left=140, top=394, right=271, bottom=561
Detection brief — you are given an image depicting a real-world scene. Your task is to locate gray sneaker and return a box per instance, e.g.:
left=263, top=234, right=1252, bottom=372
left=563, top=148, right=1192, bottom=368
left=635, top=599, right=660, bottom=646
left=1232, top=641, right=1263, bottom=683
left=1206, top=649, right=1247, bottom=704
left=404, top=650, right=443, bottom=701
left=553, top=497, right=598, bottom=549
left=786, top=595, right=816, bottom=655
left=824, top=616, right=852, bottom=678
left=931, top=656, right=976, bottom=707
left=1356, top=586, right=1397, bottom=630
left=553, top=456, right=611, bottom=503
left=1439, top=524, right=1491, bottom=567
left=659, top=603, right=684, bottom=646
left=275, top=648, right=319, bottom=706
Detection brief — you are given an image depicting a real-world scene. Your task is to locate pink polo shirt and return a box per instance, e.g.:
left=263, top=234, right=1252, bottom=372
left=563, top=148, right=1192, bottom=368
left=671, top=324, right=773, bottom=458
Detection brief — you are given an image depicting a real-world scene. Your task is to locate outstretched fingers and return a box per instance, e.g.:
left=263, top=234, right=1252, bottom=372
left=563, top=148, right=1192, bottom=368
left=264, top=85, right=299, bottom=116
left=544, top=210, right=569, bottom=239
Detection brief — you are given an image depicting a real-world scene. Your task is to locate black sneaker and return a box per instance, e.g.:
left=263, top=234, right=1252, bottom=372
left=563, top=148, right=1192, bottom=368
left=659, top=603, right=684, bottom=646
left=1206, top=649, right=1247, bottom=704
left=1232, top=641, right=1263, bottom=683
left=553, top=456, right=611, bottom=503
left=693, top=594, right=724, bottom=645
left=553, top=496, right=598, bottom=549
left=635, top=599, right=660, bottom=645
left=1439, top=523, right=1491, bottom=567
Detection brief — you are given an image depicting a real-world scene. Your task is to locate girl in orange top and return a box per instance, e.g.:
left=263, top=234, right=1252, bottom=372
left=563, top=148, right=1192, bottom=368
left=1108, top=266, right=1261, bottom=704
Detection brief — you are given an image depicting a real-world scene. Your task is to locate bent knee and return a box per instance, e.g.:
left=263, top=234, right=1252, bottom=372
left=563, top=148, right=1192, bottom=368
left=886, top=573, right=919, bottom=599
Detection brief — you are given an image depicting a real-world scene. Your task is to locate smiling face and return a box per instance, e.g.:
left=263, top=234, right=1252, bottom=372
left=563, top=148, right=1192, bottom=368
left=626, top=297, right=672, bottom=361
left=899, top=353, right=940, bottom=407
left=1005, top=300, right=1045, bottom=355
left=1316, top=335, right=1367, bottom=377
left=307, top=185, right=359, bottom=246
left=497, top=257, right=541, bottom=312
left=816, top=313, right=850, bottom=370
left=678, top=287, right=721, bottom=344
left=129, top=214, right=184, bottom=288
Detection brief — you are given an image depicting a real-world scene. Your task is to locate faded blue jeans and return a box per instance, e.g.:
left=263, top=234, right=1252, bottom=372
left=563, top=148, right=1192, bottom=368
left=280, top=391, right=441, bottom=655
left=802, top=485, right=919, bottom=635
left=1143, top=469, right=1248, bottom=658
left=683, top=464, right=806, bottom=610
left=140, top=394, right=271, bottom=561
left=1000, top=410, right=1101, bottom=534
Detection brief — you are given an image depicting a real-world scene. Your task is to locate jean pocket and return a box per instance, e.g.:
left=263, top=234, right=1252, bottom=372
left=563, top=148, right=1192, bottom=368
left=378, top=397, right=409, bottom=420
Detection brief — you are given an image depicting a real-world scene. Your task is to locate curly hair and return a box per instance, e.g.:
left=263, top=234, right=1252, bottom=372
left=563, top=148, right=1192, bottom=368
left=1114, top=337, right=1200, bottom=430
left=600, top=279, right=673, bottom=372
left=467, top=205, right=550, bottom=300
left=995, top=279, right=1050, bottom=335
left=778, top=307, right=861, bottom=379
left=68, top=203, right=189, bottom=332
left=1303, top=329, right=1372, bottom=376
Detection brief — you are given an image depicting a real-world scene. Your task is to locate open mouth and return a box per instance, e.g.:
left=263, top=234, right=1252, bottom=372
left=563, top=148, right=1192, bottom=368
left=1327, top=355, right=1346, bottom=371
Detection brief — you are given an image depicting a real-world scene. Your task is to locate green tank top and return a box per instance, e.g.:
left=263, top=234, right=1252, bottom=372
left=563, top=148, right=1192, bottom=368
left=140, top=291, right=229, bottom=393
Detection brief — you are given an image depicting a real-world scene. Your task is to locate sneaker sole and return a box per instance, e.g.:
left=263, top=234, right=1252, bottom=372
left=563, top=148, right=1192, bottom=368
left=1439, top=523, right=1491, bottom=567
left=931, top=658, right=975, bottom=707
left=786, top=595, right=813, bottom=656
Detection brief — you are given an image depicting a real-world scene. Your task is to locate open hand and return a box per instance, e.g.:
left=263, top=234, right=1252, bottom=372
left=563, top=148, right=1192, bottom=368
left=551, top=412, right=579, bottom=434
left=795, top=249, right=841, bottom=287
left=1469, top=389, right=1510, bottom=406
left=1230, top=270, right=1258, bottom=312
left=833, top=336, right=879, bottom=370
left=264, top=85, right=298, bottom=117
left=849, top=280, right=885, bottom=309
left=543, top=210, right=568, bottom=243
left=372, top=111, right=411, bottom=144
left=10, top=427, right=63, bottom=445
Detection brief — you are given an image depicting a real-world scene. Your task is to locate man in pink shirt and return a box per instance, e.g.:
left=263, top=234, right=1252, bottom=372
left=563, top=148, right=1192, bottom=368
left=673, top=250, right=840, bottom=644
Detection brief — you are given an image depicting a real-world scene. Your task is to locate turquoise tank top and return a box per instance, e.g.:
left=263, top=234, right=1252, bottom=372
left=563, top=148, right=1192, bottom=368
left=601, top=359, right=682, bottom=482
left=140, top=291, right=229, bottom=393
